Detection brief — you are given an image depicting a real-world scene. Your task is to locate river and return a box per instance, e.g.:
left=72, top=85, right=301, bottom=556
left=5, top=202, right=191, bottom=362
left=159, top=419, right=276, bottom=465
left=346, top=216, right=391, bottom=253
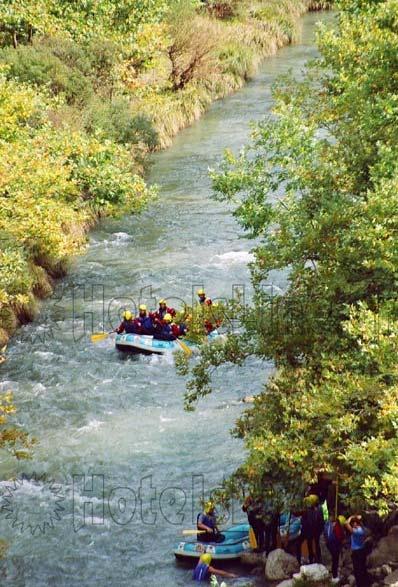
left=0, top=12, right=333, bottom=587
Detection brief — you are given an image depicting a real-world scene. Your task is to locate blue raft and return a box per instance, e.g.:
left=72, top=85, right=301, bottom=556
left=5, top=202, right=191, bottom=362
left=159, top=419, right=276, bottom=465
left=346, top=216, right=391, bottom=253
left=174, top=524, right=250, bottom=561
left=115, top=331, right=220, bottom=356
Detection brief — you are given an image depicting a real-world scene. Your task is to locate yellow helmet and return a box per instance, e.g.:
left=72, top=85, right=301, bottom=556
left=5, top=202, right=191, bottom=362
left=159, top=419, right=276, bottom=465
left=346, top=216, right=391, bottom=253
left=123, top=311, right=132, bottom=320
left=338, top=515, right=347, bottom=525
left=159, top=299, right=166, bottom=306
left=200, top=553, right=212, bottom=565
left=139, top=304, right=147, bottom=312
left=163, top=313, right=172, bottom=323
left=204, top=500, right=215, bottom=514
left=307, top=494, right=319, bottom=506
left=197, top=288, right=205, bottom=296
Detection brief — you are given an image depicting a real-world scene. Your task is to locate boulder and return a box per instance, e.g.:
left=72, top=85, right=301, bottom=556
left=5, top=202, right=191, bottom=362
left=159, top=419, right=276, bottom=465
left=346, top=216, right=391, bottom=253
left=384, top=570, right=398, bottom=586
left=240, top=551, right=266, bottom=567
left=368, top=527, right=398, bottom=568
left=297, top=563, right=331, bottom=583
left=369, top=567, right=383, bottom=580
left=277, top=580, right=295, bottom=587
left=382, top=565, right=393, bottom=577
left=347, top=575, right=356, bottom=587
left=265, top=549, right=300, bottom=581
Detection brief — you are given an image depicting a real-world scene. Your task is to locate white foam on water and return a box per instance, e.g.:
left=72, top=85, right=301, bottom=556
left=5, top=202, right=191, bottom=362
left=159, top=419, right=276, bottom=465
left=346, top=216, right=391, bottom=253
left=112, top=232, right=131, bottom=242
left=32, top=383, right=47, bottom=396
left=77, top=419, right=105, bottom=434
left=210, top=251, right=254, bottom=266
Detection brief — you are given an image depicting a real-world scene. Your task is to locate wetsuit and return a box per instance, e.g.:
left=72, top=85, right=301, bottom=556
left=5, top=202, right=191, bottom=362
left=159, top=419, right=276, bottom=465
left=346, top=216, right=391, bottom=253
left=192, top=562, right=210, bottom=582
left=116, top=319, right=136, bottom=334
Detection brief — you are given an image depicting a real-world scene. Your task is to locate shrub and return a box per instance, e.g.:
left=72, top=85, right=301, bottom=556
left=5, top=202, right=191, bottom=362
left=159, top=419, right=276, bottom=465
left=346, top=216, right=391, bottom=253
left=0, top=44, right=94, bottom=104
left=84, top=98, right=159, bottom=148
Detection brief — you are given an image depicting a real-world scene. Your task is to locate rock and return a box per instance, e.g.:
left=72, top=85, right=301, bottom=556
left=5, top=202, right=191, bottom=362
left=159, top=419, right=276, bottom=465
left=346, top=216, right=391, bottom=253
left=297, top=563, right=331, bottom=583
left=363, top=511, right=385, bottom=539
left=240, top=551, right=266, bottom=567
left=368, top=527, right=398, bottom=568
left=265, top=549, right=300, bottom=581
left=384, top=570, right=398, bottom=586
left=347, top=574, right=356, bottom=586
left=250, top=565, right=264, bottom=576
left=276, top=580, right=294, bottom=587
left=385, top=512, right=398, bottom=534
left=382, top=565, right=393, bottom=577
left=369, top=567, right=383, bottom=580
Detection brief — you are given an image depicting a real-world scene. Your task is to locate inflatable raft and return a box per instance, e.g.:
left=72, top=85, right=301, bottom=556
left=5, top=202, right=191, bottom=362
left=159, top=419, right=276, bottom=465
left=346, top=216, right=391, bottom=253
left=115, top=330, right=220, bottom=356
left=174, top=524, right=250, bottom=561
left=115, top=333, right=194, bottom=355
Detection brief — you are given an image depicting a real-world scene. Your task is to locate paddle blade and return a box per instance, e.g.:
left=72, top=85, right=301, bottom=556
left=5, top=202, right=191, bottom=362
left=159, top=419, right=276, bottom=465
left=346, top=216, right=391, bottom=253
left=182, top=530, right=206, bottom=535
left=176, top=338, right=192, bottom=357
left=91, top=332, right=109, bottom=343
left=249, top=527, right=257, bottom=549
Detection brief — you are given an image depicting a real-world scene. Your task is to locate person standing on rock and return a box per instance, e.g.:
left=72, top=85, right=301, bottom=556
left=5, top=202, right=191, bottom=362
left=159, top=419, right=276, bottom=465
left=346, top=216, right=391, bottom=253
left=324, top=515, right=347, bottom=580
left=242, top=496, right=266, bottom=552
left=345, top=515, right=370, bottom=587
left=301, top=494, right=325, bottom=563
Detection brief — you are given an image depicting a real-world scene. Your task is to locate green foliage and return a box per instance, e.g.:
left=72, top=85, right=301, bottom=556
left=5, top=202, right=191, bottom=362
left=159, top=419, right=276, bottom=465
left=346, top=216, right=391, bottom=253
left=0, top=43, right=94, bottom=104
left=180, top=0, right=398, bottom=514
left=0, top=73, right=154, bottom=329
left=0, top=0, right=322, bottom=336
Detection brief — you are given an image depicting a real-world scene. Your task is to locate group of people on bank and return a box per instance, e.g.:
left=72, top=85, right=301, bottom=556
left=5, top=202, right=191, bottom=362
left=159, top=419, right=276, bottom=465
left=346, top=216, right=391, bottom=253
left=242, top=491, right=372, bottom=587
left=192, top=488, right=372, bottom=586
left=115, top=289, right=217, bottom=342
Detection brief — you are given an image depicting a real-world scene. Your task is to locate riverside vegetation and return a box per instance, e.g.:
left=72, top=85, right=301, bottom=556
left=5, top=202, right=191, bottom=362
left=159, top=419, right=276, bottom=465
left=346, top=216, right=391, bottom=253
left=177, top=0, right=398, bottom=517
left=0, top=0, right=331, bottom=349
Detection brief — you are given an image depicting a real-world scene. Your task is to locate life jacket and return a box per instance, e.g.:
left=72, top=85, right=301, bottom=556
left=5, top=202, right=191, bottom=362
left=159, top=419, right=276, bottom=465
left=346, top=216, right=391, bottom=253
left=156, top=306, right=176, bottom=320
left=135, top=314, right=153, bottom=334
left=192, top=562, right=210, bottom=582
left=324, top=521, right=343, bottom=547
left=301, top=507, right=324, bottom=539
left=117, top=319, right=136, bottom=334
left=197, top=513, right=216, bottom=530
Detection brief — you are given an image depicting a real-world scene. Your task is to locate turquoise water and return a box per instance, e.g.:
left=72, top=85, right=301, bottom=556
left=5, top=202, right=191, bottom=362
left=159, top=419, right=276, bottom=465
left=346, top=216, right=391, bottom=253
left=0, top=13, right=332, bottom=586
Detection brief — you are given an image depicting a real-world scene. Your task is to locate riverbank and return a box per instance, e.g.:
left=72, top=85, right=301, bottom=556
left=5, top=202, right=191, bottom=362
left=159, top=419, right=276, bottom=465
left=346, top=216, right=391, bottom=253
left=0, top=15, right=330, bottom=584
left=0, top=1, right=331, bottom=349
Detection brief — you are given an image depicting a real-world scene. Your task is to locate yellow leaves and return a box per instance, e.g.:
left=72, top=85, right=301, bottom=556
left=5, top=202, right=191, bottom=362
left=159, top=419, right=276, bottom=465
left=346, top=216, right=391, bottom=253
left=0, top=391, right=16, bottom=425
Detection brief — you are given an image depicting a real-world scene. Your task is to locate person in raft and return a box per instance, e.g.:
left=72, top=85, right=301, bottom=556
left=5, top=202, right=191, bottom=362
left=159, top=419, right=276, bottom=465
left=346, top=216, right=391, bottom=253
left=158, top=312, right=188, bottom=339
left=192, top=553, right=237, bottom=582
left=152, top=299, right=176, bottom=322
left=197, top=501, right=224, bottom=543
left=197, top=288, right=212, bottom=306
left=115, top=311, right=137, bottom=334
left=133, top=304, right=154, bottom=335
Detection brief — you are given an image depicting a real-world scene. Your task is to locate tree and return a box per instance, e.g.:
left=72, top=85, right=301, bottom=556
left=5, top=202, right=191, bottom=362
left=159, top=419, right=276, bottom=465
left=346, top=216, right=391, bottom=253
left=166, top=2, right=219, bottom=91
left=178, top=0, right=398, bottom=513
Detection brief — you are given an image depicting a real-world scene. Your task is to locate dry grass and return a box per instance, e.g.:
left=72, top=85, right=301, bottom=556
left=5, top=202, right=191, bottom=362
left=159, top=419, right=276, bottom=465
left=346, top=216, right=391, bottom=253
left=138, top=0, right=312, bottom=148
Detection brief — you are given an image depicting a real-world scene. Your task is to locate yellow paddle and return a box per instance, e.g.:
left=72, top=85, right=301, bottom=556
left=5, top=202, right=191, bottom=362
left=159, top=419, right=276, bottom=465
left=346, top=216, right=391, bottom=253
left=91, top=331, right=114, bottom=343
left=182, top=530, right=207, bottom=535
left=176, top=338, right=193, bottom=357
left=249, top=527, right=257, bottom=549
